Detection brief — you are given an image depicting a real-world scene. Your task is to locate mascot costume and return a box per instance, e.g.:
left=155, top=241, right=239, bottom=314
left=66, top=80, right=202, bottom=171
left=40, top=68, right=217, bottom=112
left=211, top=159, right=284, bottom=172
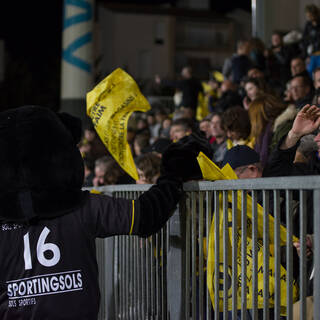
left=0, top=105, right=212, bottom=319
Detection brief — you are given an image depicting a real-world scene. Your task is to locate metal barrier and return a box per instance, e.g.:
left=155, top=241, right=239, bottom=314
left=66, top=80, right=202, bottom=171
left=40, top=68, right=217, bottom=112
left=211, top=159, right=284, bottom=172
left=95, top=176, right=320, bottom=320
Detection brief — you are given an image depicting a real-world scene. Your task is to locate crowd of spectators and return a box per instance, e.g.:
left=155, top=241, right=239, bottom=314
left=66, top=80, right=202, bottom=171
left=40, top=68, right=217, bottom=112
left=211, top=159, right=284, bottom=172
left=75, top=5, right=320, bottom=316
left=78, top=0, right=319, bottom=283
left=79, top=4, right=320, bottom=197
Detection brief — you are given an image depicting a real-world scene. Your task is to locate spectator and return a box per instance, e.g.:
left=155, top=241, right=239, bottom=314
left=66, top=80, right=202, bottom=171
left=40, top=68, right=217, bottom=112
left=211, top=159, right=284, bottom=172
left=289, top=75, right=314, bottom=109
left=246, top=67, right=278, bottom=97
left=301, top=4, right=320, bottom=57
left=133, top=133, right=150, bottom=158
left=270, top=101, right=298, bottom=152
left=135, top=153, right=161, bottom=184
left=271, top=75, right=313, bottom=148
left=93, top=156, right=134, bottom=186
left=230, top=40, right=252, bottom=84
left=199, top=118, right=213, bottom=141
left=152, top=107, right=170, bottom=143
left=312, top=87, right=320, bottom=106
left=222, top=40, right=251, bottom=81
left=312, top=66, right=320, bottom=89
left=264, top=104, right=320, bottom=236
left=180, top=107, right=195, bottom=119
left=210, top=112, right=228, bottom=166
left=265, top=30, right=292, bottom=88
left=205, top=73, right=222, bottom=112
left=221, top=106, right=254, bottom=149
left=214, top=80, right=242, bottom=113
left=265, top=104, right=320, bottom=177
left=248, top=37, right=266, bottom=71
left=159, top=118, right=172, bottom=139
left=247, top=66, right=265, bottom=79
left=248, top=94, right=287, bottom=166
left=80, top=124, right=108, bottom=162
left=242, top=77, right=265, bottom=110
left=222, top=145, right=263, bottom=179
left=290, top=56, right=310, bottom=78
left=155, top=66, right=203, bottom=118
left=135, top=116, right=150, bottom=137
left=169, top=118, right=196, bottom=142
left=146, top=110, right=160, bottom=142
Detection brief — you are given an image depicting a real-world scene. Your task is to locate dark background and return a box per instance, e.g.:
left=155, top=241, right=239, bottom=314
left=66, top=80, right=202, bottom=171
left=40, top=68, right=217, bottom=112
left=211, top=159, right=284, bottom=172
left=0, top=0, right=250, bottom=111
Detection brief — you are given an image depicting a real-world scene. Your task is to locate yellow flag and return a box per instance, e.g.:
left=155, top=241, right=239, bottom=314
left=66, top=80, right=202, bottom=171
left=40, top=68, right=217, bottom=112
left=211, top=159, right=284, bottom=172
left=86, top=68, right=151, bottom=180
left=197, top=152, right=226, bottom=180
left=196, top=152, right=299, bottom=314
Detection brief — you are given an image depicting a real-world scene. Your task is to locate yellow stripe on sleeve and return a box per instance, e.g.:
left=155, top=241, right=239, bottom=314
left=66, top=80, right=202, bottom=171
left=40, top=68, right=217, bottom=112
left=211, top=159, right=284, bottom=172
left=129, top=200, right=135, bottom=235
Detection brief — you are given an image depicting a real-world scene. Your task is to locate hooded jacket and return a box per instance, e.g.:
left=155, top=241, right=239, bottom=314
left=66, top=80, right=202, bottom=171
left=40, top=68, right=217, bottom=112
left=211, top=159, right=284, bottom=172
left=0, top=105, right=86, bottom=223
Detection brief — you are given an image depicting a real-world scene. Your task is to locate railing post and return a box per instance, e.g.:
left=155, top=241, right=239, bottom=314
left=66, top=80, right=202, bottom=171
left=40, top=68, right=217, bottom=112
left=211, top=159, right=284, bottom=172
left=167, top=204, right=186, bottom=319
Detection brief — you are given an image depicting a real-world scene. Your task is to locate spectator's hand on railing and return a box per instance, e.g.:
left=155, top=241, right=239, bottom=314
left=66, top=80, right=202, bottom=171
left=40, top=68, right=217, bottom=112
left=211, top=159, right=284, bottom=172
left=293, top=234, right=313, bottom=258
left=281, top=104, right=320, bottom=149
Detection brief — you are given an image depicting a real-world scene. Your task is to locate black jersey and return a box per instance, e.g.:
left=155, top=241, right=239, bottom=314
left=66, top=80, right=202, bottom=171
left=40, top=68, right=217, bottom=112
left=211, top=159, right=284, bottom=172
left=0, top=193, right=139, bottom=320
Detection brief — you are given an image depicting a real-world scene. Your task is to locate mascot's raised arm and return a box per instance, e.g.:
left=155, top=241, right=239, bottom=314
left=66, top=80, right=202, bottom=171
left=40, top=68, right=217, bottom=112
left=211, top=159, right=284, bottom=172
left=0, top=105, right=212, bottom=320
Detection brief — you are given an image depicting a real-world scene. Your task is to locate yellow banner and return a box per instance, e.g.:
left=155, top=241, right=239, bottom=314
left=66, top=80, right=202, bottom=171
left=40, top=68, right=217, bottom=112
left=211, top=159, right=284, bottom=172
left=197, top=152, right=299, bottom=314
left=86, top=68, right=151, bottom=180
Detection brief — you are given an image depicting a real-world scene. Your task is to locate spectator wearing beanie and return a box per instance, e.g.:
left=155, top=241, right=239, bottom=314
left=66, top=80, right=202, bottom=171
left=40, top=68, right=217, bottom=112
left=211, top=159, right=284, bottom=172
left=222, top=145, right=263, bottom=179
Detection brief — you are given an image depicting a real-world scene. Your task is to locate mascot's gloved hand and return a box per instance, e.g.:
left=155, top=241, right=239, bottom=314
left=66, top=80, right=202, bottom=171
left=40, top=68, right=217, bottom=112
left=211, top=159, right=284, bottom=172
left=160, top=133, right=213, bottom=182
left=137, top=132, right=213, bottom=237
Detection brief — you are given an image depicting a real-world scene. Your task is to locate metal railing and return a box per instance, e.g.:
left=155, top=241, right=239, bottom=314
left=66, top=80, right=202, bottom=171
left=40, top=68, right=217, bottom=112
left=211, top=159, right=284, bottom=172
left=95, top=176, right=320, bottom=320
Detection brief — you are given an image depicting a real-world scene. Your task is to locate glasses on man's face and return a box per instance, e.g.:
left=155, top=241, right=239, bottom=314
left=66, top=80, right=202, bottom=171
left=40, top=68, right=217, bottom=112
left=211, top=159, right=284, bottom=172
left=234, top=166, right=249, bottom=177
left=290, top=85, right=305, bottom=91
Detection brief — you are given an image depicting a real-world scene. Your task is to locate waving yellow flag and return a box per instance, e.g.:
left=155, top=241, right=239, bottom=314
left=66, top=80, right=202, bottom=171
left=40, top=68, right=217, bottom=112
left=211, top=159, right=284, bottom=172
left=86, top=68, right=151, bottom=180
left=197, top=152, right=298, bottom=314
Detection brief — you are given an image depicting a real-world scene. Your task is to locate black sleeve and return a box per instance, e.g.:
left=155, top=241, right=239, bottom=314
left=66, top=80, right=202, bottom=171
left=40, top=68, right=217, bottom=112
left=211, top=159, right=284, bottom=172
left=84, top=193, right=135, bottom=238
left=263, top=134, right=299, bottom=177
left=133, top=177, right=182, bottom=237
left=83, top=177, right=182, bottom=238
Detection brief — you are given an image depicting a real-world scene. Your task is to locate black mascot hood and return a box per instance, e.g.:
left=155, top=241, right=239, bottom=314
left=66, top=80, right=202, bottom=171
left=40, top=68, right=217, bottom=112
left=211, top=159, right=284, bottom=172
left=0, top=105, right=88, bottom=223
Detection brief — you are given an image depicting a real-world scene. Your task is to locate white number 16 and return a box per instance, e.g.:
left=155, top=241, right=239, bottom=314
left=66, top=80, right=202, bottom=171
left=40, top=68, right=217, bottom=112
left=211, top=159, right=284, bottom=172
left=23, top=227, right=61, bottom=270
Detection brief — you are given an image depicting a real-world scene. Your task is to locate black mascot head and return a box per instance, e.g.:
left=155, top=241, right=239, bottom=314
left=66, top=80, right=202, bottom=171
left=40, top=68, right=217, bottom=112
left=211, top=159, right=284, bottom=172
left=0, top=105, right=87, bottom=223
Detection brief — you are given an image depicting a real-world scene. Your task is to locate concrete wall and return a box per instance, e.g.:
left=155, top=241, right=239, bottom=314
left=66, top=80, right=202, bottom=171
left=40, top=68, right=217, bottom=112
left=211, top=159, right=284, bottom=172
left=97, top=0, right=313, bottom=81
left=254, top=0, right=318, bottom=46
left=254, top=0, right=300, bottom=45
left=97, top=6, right=174, bottom=80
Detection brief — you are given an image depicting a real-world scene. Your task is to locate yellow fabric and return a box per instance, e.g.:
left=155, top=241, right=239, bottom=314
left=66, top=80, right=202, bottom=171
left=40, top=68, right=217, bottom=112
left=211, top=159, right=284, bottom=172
left=196, top=89, right=209, bottom=121
left=90, top=189, right=101, bottom=194
left=226, top=137, right=255, bottom=150
left=196, top=152, right=299, bottom=315
left=212, top=70, right=224, bottom=83
left=86, top=68, right=151, bottom=181
left=196, top=81, right=219, bottom=121
left=129, top=200, right=135, bottom=235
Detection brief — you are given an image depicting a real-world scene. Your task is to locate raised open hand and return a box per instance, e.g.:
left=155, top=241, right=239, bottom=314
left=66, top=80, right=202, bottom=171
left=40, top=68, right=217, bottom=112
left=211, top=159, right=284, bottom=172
left=291, top=104, right=320, bottom=138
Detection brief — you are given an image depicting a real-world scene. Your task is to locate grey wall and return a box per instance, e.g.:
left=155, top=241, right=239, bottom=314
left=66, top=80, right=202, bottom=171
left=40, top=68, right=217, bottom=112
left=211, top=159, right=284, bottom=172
left=253, top=0, right=314, bottom=46
left=97, top=6, right=174, bottom=80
